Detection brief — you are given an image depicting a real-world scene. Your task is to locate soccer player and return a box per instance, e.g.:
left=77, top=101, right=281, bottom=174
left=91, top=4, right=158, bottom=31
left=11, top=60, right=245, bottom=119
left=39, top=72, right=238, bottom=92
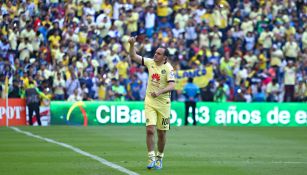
left=128, top=36, right=175, bottom=170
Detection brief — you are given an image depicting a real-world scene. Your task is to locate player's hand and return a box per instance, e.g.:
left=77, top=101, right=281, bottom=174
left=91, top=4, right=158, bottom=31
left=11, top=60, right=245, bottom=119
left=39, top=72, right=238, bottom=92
left=150, top=91, right=160, bottom=98
left=128, top=37, right=136, bottom=45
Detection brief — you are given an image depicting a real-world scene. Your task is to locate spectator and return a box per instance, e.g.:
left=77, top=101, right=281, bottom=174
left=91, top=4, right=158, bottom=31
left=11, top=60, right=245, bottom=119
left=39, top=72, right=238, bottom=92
left=283, top=61, right=296, bottom=102
left=144, top=6, right=156, bottom=38
left=97, top=77, right=107, bottom=100
left=53, top=72, right=66, bottom=100
left=172, top=22, right=185, bottom=39
left=25, top=80, right=49, bottom=126
left=18, top=38, right=33, bottom=62
left=8, top=79, right=22, bottom=98
left=253, top=86, right=266, bottom=102
left=294, top=78, right=307, bottom=102
left=126, top=9, right=139, bottom=36
left=214, top=79, right=227, bottom=102
left=66, top=73, right=80, bottom=98
left=137, top=67, right=148, bottom=100
left=116, top=57, right=129, bottom=79
left=0, top=0, right=305, bottom=103
left=201, top=80, right=215, bottom=102
left=127, top=74, right=142, bottom=101
left=67, top=88, right=82, bottom=102
left=183, top=78, right=200, bottom=125
left=283, top=35, right=300, bottom=62
left=0, top=38, right=10, bottom=59
left=266, top=78, right=280, bottom=102
left=234, top=88, right=247, bottom=102
left=109, top=78, right=126, bottom=101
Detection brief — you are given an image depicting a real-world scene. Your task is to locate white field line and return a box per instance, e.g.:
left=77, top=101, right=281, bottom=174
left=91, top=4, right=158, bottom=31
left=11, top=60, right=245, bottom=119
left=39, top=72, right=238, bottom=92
left=10, top=127, right=139, bottom=175
left=272, top=161, right=307, bottom=164
left=203, top=160, right=307, bottom=164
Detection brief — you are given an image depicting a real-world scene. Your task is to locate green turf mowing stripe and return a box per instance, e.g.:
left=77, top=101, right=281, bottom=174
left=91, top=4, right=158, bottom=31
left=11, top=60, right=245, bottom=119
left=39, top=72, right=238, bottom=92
left=10, top=127, right=139, bottom=175
left=2, top=126, right=307, bottom=175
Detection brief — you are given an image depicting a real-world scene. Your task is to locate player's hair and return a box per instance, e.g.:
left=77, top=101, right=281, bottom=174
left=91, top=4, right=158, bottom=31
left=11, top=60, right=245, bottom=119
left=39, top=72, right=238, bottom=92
left=161, top=46, right=170, bottom=57
left=160, top=46, right=170, bottom=64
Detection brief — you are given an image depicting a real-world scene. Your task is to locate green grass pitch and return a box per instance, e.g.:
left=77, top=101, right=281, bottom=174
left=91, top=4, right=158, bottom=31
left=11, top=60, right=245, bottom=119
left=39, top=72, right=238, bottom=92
left=1, top=126, right=307, bottom=175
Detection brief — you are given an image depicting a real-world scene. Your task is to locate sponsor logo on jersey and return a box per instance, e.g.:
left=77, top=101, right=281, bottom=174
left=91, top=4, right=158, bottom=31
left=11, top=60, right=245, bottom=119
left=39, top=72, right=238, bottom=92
left=152, top=73, right=160, bottom=81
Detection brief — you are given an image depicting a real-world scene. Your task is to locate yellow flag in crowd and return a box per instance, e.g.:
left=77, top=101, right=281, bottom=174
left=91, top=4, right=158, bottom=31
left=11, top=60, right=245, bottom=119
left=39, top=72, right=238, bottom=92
left=3, top=75, right=9, bottom=98
left=175, top=66, right=214, bottom=90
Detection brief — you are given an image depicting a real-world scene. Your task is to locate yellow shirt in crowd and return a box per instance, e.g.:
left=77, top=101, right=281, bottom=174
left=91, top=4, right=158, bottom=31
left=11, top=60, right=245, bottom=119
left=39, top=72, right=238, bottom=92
left=101, top=2, right=112, bottom=18
left=157, top=0, right=168, bottom=17
left=284, top=66, right=296, bottom=85
left=116, top=60, right=129, bottom=79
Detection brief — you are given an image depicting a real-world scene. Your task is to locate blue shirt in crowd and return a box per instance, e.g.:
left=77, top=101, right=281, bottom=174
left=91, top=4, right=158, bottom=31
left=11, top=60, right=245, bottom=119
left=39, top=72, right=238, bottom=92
left=183, top=83, right=200, bottom=102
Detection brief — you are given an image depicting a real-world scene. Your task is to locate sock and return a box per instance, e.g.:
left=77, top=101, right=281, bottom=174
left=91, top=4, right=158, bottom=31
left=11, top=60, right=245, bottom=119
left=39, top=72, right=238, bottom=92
left=157, top=152, right=164, bottom=159
left=148, top=151, right=156, bottom=161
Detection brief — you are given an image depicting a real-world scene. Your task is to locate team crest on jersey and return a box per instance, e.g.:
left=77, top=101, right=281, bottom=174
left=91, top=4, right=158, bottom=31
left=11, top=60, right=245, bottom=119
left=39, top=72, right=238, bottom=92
left=161, top=69, right=166, bottom=74
left=170, top=70, right=175, bottom=79
left=152, top=73, right=160, bottom=81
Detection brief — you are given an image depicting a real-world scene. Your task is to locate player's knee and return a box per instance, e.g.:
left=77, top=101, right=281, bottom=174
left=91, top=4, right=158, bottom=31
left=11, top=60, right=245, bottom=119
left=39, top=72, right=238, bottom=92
left=146, top=126, right=155, bottom=136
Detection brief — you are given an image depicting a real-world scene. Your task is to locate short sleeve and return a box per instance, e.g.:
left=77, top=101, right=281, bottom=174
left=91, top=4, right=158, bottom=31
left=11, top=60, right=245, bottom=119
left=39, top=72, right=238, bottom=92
left=167, top=64, right=175, bottom=82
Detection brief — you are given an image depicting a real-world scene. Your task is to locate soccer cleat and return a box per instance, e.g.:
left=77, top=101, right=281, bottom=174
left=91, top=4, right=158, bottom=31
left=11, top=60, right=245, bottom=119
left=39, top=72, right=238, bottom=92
left=147, top=159, right=156, bottom=169
left=155, top=158, right=163, bottom=170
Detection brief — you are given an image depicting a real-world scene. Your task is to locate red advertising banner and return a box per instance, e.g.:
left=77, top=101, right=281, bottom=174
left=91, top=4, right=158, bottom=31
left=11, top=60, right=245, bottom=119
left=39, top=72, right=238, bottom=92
left=0, top=99, right=27, bottom=126
left=28, top=106, right=50, bottom=126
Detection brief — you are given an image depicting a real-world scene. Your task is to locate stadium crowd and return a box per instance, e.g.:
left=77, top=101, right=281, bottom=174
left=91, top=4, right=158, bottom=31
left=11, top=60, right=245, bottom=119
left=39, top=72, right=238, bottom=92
left=0, top=0, right=306, bottom=103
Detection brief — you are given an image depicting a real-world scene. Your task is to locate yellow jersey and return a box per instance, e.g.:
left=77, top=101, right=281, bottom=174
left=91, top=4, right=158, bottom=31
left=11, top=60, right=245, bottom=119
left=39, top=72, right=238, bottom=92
left=143, top=57, right=175, bottom=106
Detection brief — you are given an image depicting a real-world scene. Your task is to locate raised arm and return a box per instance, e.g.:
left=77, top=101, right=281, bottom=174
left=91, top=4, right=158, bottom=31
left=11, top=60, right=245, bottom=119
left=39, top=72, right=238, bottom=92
left=128, top=36, right=143, bottom=65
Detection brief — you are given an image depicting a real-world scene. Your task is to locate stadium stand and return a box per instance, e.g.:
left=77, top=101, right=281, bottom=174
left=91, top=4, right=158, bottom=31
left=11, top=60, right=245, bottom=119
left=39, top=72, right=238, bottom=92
left=0, top=0, right=306, bottom=102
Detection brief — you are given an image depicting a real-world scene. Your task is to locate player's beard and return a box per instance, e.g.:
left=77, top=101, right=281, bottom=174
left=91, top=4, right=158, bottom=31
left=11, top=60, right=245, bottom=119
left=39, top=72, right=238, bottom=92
left=154, top=56, right=164, bottom=65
